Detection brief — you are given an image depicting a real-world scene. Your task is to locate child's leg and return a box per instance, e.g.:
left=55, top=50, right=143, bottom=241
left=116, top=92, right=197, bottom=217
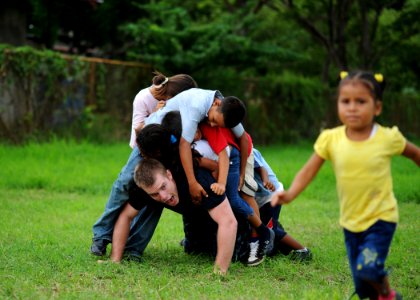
left=344, top=221, right=397, bottom=299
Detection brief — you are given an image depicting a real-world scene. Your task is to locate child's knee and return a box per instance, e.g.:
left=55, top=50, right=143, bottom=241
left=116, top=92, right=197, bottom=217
left=356, top=247, right=386, bottom=282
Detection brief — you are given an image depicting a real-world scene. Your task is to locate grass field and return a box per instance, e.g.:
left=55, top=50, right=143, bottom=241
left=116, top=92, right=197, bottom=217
left=0, top=140, right=418, bottom=299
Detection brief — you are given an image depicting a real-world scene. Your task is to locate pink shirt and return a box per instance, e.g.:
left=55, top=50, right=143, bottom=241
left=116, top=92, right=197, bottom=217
left=129, top=87, right=158, bottom=148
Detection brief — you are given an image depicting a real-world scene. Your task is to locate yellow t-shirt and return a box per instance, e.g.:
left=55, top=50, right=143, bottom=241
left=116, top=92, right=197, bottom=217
left=314, top=125, right=406, bottom=232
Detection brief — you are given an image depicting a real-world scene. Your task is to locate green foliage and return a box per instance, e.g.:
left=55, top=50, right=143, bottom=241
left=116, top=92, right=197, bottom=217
left=245, top=73, right=328, bottom=143
left=0, top=141, right=418, bottom=298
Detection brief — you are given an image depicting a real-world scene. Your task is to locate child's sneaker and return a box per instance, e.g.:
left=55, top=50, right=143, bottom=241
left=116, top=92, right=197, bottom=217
left=259, top=228, right=275, bottom=256
left=378, top=290, right=402, bottom=300
left=289, top=248, right=313, bottom=262
left=246, top=240, right=265, bottom=266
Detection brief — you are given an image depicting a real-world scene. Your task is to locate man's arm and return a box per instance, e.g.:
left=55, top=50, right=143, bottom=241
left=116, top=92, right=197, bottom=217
left=110, top=203, right=140, bottom=262
left=207, top=198, right=237, bottom=275
left=180, top=137, right=208, bottom=203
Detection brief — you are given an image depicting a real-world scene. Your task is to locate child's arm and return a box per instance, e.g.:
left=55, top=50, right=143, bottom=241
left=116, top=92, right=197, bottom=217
left=402, top=141, right=420, bottom=166
left=238, top=132, right=249, bottom=191
left=180, top=137, right=208, bottom=203
left=271, top=153, right=325, bottom=206
left=255, top=166, right=275, bottom=192
left=210, top=148, right=229, bottom=195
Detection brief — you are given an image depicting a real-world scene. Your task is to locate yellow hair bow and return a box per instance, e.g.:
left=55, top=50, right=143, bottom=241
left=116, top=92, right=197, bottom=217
left=340, top=71, right=348, bottom=79
left=374, top=73, right=384, bottom=83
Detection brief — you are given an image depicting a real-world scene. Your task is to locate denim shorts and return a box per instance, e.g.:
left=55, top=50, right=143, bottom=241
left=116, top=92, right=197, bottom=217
left=194, top=168, right=226, bottom=210
left=344, top=220, right=396, bottom=299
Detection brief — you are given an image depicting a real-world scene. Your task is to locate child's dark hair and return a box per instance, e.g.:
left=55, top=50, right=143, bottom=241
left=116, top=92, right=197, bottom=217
left=151, top=71, right=198, bottom=100
left=339, top=70, right=386, bottom=101
left=219, top=96, right=246, bottom=128
left=136, top=124, right=178, bottom=169
left=160, top=110, right=202, bottom=168
left=161, top=111, right=182, bottom=139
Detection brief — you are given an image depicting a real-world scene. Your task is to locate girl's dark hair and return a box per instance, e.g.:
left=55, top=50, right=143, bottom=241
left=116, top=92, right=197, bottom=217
left=136, top=124, right=179, bottom=169
left=151, top=71, right=197, bottom=100
left=161, top=111, right=182, bottom=139
left=339, top=70, right=386, bottom=101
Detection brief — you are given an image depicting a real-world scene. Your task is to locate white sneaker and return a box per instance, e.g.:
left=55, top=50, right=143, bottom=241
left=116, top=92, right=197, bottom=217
left=246, top=240, right=265, bottom=266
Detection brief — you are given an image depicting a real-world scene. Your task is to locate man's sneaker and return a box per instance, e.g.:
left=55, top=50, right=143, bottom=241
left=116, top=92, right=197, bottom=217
left=289, top=248, right=313, bottom=262
left=259, top=228, right=275, bottom=256
left=90, top=239, right=109, bottom=256
left=246, top=240, right=265, bottom=266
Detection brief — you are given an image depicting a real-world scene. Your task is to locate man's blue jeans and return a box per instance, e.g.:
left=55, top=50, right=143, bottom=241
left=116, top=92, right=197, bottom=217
left=91, top=147, right=163, bottom=255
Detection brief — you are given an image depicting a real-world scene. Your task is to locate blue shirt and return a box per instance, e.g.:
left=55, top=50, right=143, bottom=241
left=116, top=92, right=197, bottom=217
left=145, top=88, right=244, bottom=143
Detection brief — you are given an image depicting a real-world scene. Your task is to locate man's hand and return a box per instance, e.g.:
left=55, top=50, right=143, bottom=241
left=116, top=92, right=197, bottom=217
left=190, top=181, right=208, bottom=204
left=270, top=190, right=293, bottom=206
left=210, top=183, right=226, bottom=195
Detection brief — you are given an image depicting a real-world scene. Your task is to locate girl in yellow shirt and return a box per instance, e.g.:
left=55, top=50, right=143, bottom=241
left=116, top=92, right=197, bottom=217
left=271, top=70, right=420, bottom=300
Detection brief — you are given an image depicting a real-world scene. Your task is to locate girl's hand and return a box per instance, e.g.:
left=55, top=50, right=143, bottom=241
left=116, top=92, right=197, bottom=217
left=154, top=100, right=166, bottom=111
left=270, top=190, right=293, bottom=206
left=211, top=183, right=226, bottom=195
left=263, top=180, right=275, bottom=192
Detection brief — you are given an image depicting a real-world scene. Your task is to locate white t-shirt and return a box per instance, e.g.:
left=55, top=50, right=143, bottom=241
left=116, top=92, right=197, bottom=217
left=192, top=140, right=230, bottom=161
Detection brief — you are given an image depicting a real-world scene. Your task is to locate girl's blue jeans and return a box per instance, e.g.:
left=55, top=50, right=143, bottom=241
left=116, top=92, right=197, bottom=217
left=344, top=220, right=396, bottom=299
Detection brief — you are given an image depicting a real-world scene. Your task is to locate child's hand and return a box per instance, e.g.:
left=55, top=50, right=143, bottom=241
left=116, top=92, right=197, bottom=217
left=154, top=100, right=166, bottom=111
left=270, top=190, right=292, bottom=206
left=263, top=180, right=275, bottom=192
left=238, top=175, right=245, bottom=191
left=211, top=168, right=219, bottom=181
left=211, top=183, right=226, bottom=195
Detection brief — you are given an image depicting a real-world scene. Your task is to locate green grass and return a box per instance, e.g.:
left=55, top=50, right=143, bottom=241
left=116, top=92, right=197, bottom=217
left=0, top=140, right=418, bottom=299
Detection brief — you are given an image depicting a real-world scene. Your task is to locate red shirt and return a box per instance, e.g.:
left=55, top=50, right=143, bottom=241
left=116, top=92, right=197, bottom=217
left=199, top=123, right=253, bottom=156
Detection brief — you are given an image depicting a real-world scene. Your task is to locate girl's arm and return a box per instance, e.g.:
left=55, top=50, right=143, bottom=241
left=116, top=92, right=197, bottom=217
left=271, top=153, right=325, bottom=205
left=402, top=141, right=420, bottom=166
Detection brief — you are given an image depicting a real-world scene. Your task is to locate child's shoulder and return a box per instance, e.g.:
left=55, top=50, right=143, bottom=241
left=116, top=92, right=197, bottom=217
left=318, top=125, right=345, bottom=138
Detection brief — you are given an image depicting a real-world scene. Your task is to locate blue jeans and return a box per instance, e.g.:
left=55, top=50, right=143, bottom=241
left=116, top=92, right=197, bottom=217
left=225, top=147, right=254, bottom=219
left=91, top=147, right=163, bottom=255
left=344, top=220, right=396, bottom=299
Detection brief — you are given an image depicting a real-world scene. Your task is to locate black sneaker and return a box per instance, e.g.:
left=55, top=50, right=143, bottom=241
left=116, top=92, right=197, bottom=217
left=246, top=240, right=265, bottom=266
left=289, top=248, right=313, bottom=262
left=90, top=239, right=110, bottom=256
left=259, top=228, right=275, bottom=256
left=123, top=252, right=142, bottom=263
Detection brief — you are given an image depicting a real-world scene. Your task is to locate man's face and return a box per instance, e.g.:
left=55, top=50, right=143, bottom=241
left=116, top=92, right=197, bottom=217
left=141, top=170, right=179, bottom=206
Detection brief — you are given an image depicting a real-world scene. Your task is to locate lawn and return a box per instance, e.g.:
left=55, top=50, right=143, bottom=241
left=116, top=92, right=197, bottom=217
left=0, top=140, right=418, bottom=299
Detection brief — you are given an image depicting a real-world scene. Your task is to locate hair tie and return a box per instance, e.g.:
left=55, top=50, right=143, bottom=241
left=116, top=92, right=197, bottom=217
left=170, top=134, right=177, bottom=144
left=339, top=71, right=348, bottom=79
left=161, top=77, right=169, bottom=85
left=374, top=73, right=383, bottom=83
